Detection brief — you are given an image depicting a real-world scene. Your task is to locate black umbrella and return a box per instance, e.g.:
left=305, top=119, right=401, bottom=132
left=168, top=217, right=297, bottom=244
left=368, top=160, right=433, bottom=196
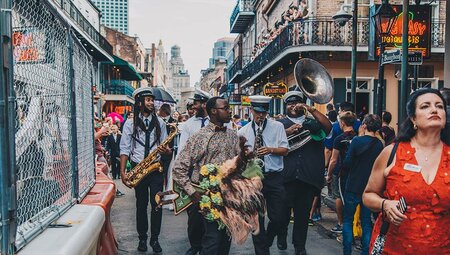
left=152, top=86, right=176, bottom=103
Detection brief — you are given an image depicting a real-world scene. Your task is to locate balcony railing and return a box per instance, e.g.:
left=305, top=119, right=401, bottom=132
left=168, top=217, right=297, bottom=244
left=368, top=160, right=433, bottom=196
left=104, top=80, right=135, bottom=97
left=230, top=0, right=255, bottom=33
left=55, top=0, right=113, bottom=55
left=241, top=18, right=445, bottom=81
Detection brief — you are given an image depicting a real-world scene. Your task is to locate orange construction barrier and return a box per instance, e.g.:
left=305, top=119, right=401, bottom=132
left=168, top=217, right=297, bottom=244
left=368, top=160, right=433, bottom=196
left=95, top=170, right=114, bottom=184
left=81, top=182, right=118, bottom=255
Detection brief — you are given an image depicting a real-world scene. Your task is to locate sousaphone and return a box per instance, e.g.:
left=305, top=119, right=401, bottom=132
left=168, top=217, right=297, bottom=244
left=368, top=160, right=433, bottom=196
left=294, top=58, right=334, bottom=104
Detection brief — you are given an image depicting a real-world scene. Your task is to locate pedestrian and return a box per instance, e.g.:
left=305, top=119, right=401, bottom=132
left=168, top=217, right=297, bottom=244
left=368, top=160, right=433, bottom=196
left=119, top=87, right=171, bottom=253
left=325, top=111, right=358, bottom=234
left=176, top=89, right=211, bottom=255
left=173, top=97, right=239, bottom=255
left=378, top=111, right=395, bottom=145
left=342, top=114, right=383, bottom=255
left=158, top=103, right=176, bottom=189
left=187, top=101, right=196, bottom=118
left=106, top=125, right=121, bottom=179
left=238, top=95, right=289, bottom=255
left=276, top=91, right=332, bottom=255
left=364, top=88, right=450, bottom=254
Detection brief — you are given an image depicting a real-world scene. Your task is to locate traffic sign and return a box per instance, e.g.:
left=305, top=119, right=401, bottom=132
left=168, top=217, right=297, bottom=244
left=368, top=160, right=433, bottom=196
left=381, top=49, right=401, bottom=65
left=381, top=50, right=423, bottom=66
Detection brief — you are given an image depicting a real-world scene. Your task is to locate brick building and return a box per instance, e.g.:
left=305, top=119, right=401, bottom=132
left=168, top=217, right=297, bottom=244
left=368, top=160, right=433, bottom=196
left=228, top=0, right=446, bottom=128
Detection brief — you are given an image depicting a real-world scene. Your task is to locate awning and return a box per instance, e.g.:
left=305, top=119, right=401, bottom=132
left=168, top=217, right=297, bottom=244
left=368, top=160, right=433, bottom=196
left=104, top=94, right=135, bottom=104
left=107, top=56, right=143, bottom=81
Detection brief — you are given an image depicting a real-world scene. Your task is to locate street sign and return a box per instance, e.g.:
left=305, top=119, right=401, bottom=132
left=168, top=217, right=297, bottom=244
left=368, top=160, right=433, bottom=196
left=382, top=50, right=423, bottom=66
left=408, top=51, right=423, bottom=65
left=381, top=49, right=401, bottom=65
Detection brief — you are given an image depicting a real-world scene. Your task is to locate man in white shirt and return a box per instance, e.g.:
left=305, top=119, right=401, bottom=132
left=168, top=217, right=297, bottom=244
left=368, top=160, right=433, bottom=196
left=177, top=89, right=211, bottom=255
left=238, top=95, right=289, bottom=255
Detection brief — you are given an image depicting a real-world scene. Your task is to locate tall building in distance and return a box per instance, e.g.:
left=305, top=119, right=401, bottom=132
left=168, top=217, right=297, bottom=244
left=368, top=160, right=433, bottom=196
left=169, top=45, right=190, bottom=105
left=209, top=37, right=234, bottom=68
left=93, top=0, right=129, bottom=34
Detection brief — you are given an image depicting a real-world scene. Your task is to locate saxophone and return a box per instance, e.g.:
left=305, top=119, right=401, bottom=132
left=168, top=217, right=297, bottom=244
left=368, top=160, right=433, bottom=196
left=125, top=123, right=178, bottom=188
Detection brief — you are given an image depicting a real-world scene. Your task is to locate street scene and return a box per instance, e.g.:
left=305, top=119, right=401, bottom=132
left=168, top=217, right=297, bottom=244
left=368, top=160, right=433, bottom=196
left=0, top=0, right=449, bottom=255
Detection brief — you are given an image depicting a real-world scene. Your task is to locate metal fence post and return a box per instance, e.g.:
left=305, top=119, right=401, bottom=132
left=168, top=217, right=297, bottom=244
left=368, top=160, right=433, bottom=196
left=68, top=30, right=79, bottom=200
left=0, top=0, right=17, bottom=253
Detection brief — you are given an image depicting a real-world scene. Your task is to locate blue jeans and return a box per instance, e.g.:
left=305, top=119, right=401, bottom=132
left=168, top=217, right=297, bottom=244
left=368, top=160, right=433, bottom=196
left=342, top=192, right=372, bottom=255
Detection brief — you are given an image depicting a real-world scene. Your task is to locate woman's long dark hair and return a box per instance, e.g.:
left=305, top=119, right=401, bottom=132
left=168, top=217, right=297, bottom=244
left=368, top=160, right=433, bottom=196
left=132, top=97, right=161, bottom=146
left=396, top=88, right=449, bottom=145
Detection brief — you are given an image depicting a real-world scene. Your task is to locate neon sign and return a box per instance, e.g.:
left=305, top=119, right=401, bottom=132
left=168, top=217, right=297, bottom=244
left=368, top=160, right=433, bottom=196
left=12, top=28, right=47, bottom=63
left=374, top=5, right=431, bottom=58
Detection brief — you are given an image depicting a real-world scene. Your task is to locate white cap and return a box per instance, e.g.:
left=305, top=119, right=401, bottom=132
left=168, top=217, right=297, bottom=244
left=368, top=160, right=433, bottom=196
left=249, top=95, right=272, bottom=112
left=283, top=91, right=305, bottom=103
left=132, top=87, right=154, bottom=99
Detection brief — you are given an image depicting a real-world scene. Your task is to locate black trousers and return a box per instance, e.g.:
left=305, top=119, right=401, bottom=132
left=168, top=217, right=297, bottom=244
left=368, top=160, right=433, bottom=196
left=200, top=217, right=231, bottom=255
left=132, top=161, right=164, bottom=241
left=252, top=171, right=286, bottom=255
left=111, top=156, right=120, bottom=179
left=187, top=203, right=205, bottom=250
left=280, top=180, right=317, bottom=251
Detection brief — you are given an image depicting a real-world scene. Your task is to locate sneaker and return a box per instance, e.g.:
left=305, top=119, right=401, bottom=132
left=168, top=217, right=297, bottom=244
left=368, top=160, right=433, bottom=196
left=290, top=216, right=294, bottom=224
left=308, top=219, right=314, bottom=226
left=312, top=213, right=322, bottom=222
left=137, top=240, right=147, bottom=252
left=150, top=239, right=162, bottom=253
left=331, top=224, right=342, bottom=233
left=116, top=190, right=124, bottom=197
left=336, top=235, right=343, bottom=243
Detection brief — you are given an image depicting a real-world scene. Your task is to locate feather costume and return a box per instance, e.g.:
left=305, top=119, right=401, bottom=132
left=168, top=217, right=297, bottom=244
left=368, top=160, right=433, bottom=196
left=218, top=136, right=266, bottom=245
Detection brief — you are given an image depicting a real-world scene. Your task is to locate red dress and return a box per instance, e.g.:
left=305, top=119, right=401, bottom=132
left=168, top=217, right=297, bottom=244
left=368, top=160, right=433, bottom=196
left=370, top=142, right=450, bottom=255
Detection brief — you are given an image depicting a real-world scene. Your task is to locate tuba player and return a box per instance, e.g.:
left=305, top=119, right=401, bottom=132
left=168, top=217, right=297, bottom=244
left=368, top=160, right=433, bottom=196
left=119, top=87, right=171, bottom=253
left=277, top=91, right=331, bottom=255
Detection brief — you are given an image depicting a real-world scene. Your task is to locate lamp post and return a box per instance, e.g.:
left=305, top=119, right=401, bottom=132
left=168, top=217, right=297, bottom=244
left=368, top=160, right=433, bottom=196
left=372, top=0, right=398, bottom=116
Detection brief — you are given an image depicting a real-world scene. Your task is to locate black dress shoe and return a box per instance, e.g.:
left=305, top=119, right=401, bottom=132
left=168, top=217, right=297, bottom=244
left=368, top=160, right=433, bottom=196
left=150, top=239, right=162, bottom=253
left=137, top=240, right=147, bottom=252
left=277, top=236, right=287, bottom=250
left=185, top=247, right=200, bottom=255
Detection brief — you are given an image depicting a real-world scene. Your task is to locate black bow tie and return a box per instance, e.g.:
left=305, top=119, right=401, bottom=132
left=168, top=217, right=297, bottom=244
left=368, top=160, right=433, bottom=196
left=214, top=126, right=227, bottom=132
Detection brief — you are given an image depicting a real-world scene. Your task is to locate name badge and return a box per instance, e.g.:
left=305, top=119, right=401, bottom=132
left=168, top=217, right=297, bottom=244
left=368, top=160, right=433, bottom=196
left=404, top=163, right=421, bottom=173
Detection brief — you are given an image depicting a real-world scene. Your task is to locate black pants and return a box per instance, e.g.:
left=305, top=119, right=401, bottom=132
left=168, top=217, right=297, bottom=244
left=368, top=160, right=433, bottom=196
left=187, top=203, right=205, bottom=251
left=132, top=161, right=164, bottom=241
left=111, top=156, right=120, bottom=179
left=280, top=180, right=317, bottom=251
left=200, top=217, right=231, bottom=255
left=252, top=171, right=286, bottom=255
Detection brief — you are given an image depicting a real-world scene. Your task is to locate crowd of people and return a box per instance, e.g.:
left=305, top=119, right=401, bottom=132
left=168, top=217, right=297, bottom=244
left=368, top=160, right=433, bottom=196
left=251, top=0, right=311, bottom=61
left=92, top=86, right=449, bottom=255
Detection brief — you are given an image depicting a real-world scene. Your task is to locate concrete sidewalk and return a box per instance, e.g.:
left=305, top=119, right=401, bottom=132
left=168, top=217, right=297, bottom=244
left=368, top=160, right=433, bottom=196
left=111, top=180, right=342, bottom=255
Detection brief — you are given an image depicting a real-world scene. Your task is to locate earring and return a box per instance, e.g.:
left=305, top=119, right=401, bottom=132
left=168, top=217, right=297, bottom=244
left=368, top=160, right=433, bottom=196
left=413, top=124, right=418, bottom=130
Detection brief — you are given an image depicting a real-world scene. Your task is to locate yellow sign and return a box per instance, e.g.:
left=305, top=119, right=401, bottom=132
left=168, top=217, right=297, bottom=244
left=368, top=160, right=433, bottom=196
left=263, top=81, right=288, bottom=98
left=241, top=96, right=251, bottom=106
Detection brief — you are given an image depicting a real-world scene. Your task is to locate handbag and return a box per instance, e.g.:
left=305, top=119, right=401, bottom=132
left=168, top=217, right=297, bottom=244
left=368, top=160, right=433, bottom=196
left=371, top=142, right=408, bottom=255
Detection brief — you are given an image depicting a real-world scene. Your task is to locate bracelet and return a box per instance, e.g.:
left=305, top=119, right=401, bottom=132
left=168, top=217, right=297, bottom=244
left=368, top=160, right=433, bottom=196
left=381, top=199, right=387, bottom=216
left=309, top=106, right=316, bottom=113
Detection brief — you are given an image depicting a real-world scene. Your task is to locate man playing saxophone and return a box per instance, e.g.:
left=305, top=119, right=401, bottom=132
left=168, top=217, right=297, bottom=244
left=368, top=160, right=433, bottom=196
left=119, top=87, right=171, bottom=253
left=277, top=91, right=331, bottom=255
left=237, top=95, right=289, bottom=255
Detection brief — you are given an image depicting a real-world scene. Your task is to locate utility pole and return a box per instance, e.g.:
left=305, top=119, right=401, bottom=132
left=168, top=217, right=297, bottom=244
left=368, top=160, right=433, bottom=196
left=399, top=0, right=409, bottom=125
left=444, top=0, right=450, bottom=88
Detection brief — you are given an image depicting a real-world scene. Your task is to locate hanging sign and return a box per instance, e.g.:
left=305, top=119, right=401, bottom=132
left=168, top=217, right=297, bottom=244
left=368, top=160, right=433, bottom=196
left=374, top=5, right=431, bottom=58
left=241, top=95, right=251, bottom=106
left=263, top=81, right=288, bottom=98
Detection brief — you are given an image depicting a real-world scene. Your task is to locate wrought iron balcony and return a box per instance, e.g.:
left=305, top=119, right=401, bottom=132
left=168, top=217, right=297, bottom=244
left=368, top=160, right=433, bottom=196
left=241, top=18, right=445, bottom=82
left=104, top=80, right=135, bottom=97
left=55, top=0, right=113, bottom=56
left=230, top=0, right=255, bottom=33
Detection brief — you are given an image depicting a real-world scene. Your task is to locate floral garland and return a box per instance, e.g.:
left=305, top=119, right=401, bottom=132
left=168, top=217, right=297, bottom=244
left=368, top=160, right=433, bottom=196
left=198, top=164, right=226, bottom=229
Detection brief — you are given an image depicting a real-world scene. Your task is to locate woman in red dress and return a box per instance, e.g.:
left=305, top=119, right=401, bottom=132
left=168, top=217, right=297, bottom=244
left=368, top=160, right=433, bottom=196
left=363, top=88, right=450, bottom=254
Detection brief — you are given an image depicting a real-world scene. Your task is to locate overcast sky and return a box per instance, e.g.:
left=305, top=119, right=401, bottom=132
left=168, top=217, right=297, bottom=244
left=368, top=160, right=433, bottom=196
left=129, top=0, right=236, bottom=86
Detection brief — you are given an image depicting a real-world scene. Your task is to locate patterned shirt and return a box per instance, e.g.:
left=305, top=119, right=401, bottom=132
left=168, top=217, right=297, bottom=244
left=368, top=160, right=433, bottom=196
left=172, top=122, right=240, bottom=195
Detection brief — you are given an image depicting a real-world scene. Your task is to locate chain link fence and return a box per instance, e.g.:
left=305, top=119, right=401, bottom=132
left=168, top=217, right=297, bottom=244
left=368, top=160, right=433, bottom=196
left=9, top=0, right=96, bottom=250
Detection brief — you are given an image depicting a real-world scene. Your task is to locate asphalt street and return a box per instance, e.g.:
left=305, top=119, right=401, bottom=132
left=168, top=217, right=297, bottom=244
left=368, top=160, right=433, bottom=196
left=111, top=180, right=342, bottom=255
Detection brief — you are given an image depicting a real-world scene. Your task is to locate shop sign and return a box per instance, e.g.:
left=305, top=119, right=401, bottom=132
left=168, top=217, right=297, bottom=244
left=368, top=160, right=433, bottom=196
left=115, top=106, right=132, bottom=114
left=12, top=28, right=49, bottom=63
left=241, top=96, right=251, bottom=106
left=374, top=5, right=431, bottom=58
left=263, top=81, right=288, bottom=98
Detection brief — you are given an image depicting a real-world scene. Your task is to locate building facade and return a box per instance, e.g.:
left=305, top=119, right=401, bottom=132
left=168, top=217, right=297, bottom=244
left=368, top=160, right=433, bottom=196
left=93, top=0, right=129, bottom=34
left=169, top=45, right=191, bottom=104
left=228, top=0, right=446, bottom=128
left=209, top=37, right=235, bottom=68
